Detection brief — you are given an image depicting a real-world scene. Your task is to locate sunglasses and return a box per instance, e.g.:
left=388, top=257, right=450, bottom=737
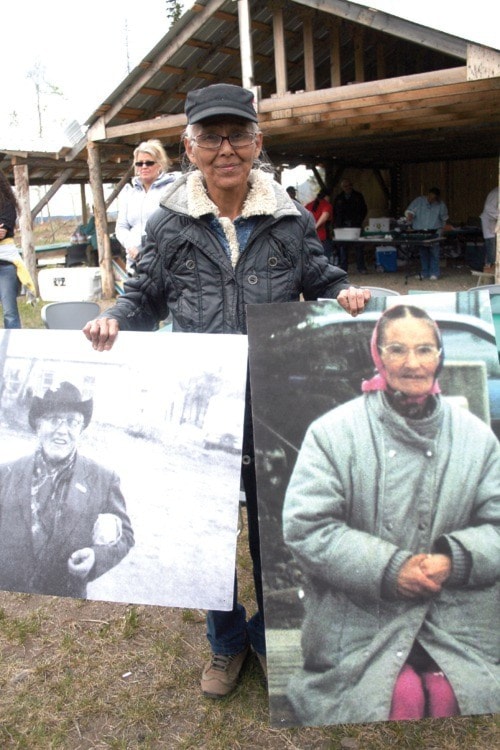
left=135, top=160, right=156, bottom=167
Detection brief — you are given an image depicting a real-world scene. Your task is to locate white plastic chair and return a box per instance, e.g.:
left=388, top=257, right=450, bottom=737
left=41, top=301, right=100, bottom=329
left=466, top=283, right=500, bottom=294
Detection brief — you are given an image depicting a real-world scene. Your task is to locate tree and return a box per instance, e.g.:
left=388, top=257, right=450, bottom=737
left=26, top=61, right=63, bottom=139
left=166, top=0, right=183, bottom=25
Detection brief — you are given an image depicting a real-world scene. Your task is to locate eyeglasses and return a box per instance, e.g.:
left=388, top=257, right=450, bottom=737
left=191, top=132, right=257, bottom=150
left=41, top=415, right=84, bottom=430
left=135, top=160, right=156, bottom=167
left=378, top=344, right=442, bottom=363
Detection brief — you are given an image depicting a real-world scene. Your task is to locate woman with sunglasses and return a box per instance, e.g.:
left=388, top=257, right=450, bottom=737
left=84, top=83, right=370, bottom=699
left=115, top=139, right=179, bottom=274
left=283, top=303, right=499, bottom=725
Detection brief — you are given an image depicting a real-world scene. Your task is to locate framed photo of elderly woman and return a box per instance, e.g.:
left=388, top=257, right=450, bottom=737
left=0, top=329, right=247, bottom=610
left=246, top=290, right=500, bottom=728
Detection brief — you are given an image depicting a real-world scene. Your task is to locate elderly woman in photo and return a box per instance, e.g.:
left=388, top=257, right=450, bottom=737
left=0, top=382, right=134, bottom=598
left=283, top=304, right=500, bottom=725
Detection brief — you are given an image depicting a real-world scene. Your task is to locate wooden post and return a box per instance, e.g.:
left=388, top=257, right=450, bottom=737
left=237, top=0, right=255, bottom=89
left=87, top=141, right=114, bottom=299
left=80, top=184, right=88, bottom=223
left=270, top=1, right=288, bottom=96
left=353, top=27, right=365, bottom=83
left=329, top=20, right=341, bottom=88
left=300, top=11, right=315, bottom=92
left=13, top=164, right=39, bottom=298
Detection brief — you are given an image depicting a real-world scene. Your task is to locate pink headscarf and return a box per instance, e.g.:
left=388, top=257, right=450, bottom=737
left=361, top=305, right=443, bottom=404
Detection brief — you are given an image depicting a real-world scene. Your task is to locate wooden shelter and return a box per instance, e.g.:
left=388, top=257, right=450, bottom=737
left=2, top=0, right=499, bottom=296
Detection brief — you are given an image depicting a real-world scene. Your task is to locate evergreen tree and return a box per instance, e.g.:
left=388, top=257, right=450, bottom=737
left=166, top=1, right=183, bottom=25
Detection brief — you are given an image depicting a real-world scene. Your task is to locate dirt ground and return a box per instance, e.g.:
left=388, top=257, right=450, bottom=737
left=347, top=255, right=484, bottom=295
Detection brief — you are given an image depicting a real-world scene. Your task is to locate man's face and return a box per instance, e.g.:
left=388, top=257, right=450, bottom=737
left=341, top=181, right=353, bottom=195
left=36, top=410, right=84, bottom=461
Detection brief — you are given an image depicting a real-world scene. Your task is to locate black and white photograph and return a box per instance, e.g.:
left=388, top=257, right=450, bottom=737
left=0, top=329, right=248, bottom=610
left=246, top=291, right=500, bottom=728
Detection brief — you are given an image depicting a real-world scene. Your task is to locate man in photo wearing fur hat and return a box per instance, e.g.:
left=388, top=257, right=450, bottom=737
left=0, top=381, right=134, bottom=598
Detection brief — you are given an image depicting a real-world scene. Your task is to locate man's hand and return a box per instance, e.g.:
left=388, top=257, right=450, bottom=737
left=68, top=547, right=96, bottom=578
left=83, top=317, right=120, bottom=351
left=396, top=553, right=443, bottom=599
left=336, top=286, right=371, bottom=316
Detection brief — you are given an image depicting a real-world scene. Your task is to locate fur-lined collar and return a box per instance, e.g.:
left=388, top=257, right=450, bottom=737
left=160, top=168, right=300, bottom=221
left=186, top=169, right=278, bottom=219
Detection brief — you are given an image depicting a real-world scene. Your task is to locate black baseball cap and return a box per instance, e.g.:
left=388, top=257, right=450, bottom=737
left=185, top=84, right=258, bottom=124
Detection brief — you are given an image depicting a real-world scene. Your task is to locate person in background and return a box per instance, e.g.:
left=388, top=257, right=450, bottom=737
left=115, top=139, right=179, bottom=274
left=405, top=187, right=448, bottom=281
left=480, top=186, right=499, bottom=274
left=0, top=382, right=134, bottom=598
left=286, top=186, right=297, bottom=201
left=305, top=189, right=334, bottom=261
left=0, top=170, right=23, bottom=327
left=333, top=178, right=368, bottom=273
left=83, top=83, right=370, bottom=700
left=283, top=303, right=499, bottom=725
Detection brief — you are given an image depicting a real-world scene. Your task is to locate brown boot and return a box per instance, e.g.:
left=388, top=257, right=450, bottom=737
left=200, top=647, right=249, bottom=698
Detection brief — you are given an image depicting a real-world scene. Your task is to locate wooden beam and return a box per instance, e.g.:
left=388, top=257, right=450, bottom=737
left=30, top=167, right=75, bottom=221
left=105, top=166, right=135, bottom=208
left=258, top=67, right=469, bottom=113
left=102, top=112, right=186, bottom=141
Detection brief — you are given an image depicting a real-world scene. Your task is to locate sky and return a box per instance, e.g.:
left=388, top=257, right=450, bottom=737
left=0, top=1, right=496, bottom=150
left=1, top=0, right=186, bottom=148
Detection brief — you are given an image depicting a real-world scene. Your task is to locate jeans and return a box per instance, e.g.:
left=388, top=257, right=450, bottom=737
left=0, top=263, right=21, bottom=328
left=419, top=243, right=440, bottom=278
left=338, top=244, right=366, bottom=272
left=321, top=238, right=334, bottom=263
left=206, top=399, right=266, bottom=657
left=484, top=237, right=497, bottom=265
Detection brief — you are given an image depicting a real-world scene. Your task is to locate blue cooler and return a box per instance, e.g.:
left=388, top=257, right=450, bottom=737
left=376, top=246, right=397, bottom=272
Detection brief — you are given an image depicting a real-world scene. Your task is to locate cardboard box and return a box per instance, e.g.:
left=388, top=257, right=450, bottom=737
left=376, top=247, right=398, bottom=272
left=369, top=217, right=391, bottom=233
left=38, top=267, right=102, bottom=301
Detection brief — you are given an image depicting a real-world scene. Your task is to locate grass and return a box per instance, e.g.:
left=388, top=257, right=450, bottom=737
left=0, top=521, right=498, bottom=749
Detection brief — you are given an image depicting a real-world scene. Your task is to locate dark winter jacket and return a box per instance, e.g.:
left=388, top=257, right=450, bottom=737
left=102, top=169, right=350, bottom=334
left=333, top=188, right=367, bottom=229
